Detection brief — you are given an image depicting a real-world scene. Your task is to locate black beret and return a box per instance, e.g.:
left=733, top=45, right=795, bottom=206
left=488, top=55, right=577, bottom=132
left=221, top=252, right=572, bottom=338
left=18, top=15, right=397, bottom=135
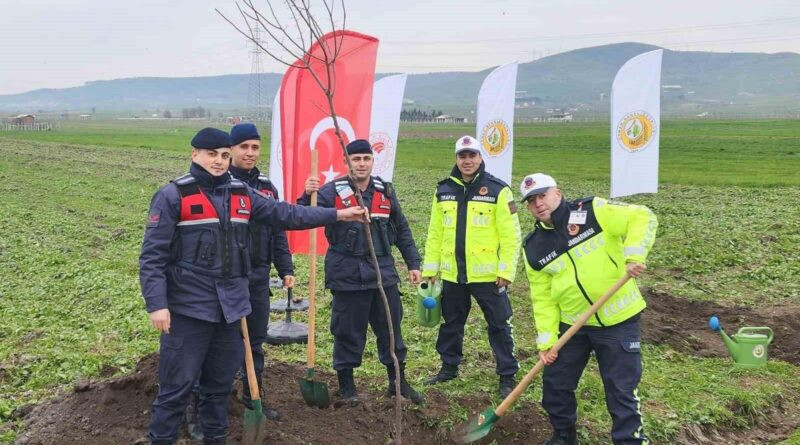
left=346, top=139, right=372, bottom=155
left=230, top=123, right=260, bottom=146
left=191, top=127, right=231, bottom=150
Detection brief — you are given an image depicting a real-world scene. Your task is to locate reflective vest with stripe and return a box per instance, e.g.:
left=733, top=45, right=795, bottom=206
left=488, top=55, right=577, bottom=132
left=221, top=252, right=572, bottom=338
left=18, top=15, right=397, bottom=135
left=329, top=177, right=394, bottom=256
left=173, top=174, right=252, bottom=278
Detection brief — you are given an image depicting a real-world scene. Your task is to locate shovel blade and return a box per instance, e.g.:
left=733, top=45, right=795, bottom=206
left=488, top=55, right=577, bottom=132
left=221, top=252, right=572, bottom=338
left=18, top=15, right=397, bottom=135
left=451, top=407, right=499, bottom=444
left=242, top=399, right=267, bottom=445
left=298, top=369, right=330, bottom=409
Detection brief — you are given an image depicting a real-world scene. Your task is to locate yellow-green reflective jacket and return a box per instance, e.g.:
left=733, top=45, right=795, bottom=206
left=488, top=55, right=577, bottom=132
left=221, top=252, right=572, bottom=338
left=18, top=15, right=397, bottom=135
left=522, top=197, right=658, bottom=350
left=422, top=166, right=521, bottom=284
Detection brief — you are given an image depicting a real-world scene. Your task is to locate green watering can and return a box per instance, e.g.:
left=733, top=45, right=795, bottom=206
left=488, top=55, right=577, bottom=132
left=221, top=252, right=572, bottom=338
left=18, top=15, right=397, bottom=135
left=416, top=279, right=443, bottom=327
left=709, top=316, right=774, bottom=368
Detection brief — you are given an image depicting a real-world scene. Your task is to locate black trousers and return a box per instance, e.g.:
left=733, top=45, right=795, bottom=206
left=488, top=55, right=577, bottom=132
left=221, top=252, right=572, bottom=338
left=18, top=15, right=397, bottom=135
left=149, top=313, right=243, bottom=444
left=542, top=314, right=648, bottom=445
left=330, top=285, right=407, bottom=370
left=435, top=281, right=518, bottom=376
left=241, top=279, right=270, bottom=398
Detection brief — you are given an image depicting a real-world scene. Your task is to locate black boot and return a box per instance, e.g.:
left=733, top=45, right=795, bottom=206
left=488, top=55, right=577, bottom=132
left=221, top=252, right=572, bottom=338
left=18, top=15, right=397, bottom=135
left=499, top=374, right=516, bottom=399
left=387, top=363, right=425, bottom=405
left=424, top=363, right=459, bottom=385
left=184, top=392, right=204, bottom=441
left=542, top=427, right=578, bottom=445
left=336, top=369, right=359, bottom=403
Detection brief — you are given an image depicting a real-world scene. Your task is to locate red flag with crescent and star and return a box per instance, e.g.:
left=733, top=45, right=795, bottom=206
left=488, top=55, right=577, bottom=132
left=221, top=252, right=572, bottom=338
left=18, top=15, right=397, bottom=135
left=281, top=30, right=379, bottom=255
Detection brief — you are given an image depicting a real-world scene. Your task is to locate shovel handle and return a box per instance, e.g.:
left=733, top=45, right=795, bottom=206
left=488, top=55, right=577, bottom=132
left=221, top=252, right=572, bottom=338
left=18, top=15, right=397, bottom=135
left=307, top=150, right=318, bottom=369
left=494, top=273, right=631, bottom=417
left=241, top=317, right=261, bottom=403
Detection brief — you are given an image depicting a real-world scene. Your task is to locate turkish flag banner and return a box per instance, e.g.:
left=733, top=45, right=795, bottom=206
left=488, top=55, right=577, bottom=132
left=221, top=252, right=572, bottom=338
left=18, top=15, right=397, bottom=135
left=282, top=31, right=379, bottom=255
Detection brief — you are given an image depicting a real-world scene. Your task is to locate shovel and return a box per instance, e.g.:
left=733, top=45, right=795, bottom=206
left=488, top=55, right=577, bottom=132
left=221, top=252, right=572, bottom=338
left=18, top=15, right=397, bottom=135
left=298, top=150, right=330, bottom=409
left=241, top=317, right=267, bottom=444
left=452, top=274, right=632, bottom=444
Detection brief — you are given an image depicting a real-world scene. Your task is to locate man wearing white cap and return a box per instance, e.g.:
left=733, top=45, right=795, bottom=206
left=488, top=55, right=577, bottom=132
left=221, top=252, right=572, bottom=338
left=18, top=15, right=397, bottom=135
left=519, top=173, right=657, bottom=445
left=421, top=135, right=521, bottom=398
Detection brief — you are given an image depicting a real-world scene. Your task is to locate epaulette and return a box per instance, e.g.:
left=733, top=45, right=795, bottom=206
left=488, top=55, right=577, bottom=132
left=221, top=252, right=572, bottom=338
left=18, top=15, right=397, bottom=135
left=571, top=196, right=595, bottom=206
left=523, top=228, right=538, bottom=245
left=484, top=173, right=510, bottom=188
left=229, top=178, right=247, bottom=189
left=372, top=176, right=386, bottom=191
left=257, top=174, right=272, bottom=185
left=172, top=174, right=196, bottom=186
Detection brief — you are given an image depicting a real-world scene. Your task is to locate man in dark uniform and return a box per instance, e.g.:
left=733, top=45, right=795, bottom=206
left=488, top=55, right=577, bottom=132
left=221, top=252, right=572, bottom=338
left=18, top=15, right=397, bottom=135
left=228, top=123, right=294, bottom=420
left=299, top=139, right=424, bottom=405
left=140, top=127, right=365, bottom=445
left=421, top=135, right=522, bottom=398
left=184, top=123, right=291, bottom=438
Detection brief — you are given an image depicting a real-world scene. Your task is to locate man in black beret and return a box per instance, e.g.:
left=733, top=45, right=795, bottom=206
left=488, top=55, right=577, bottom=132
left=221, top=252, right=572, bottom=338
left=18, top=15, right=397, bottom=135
left=227, top=123, right=294, bottom=420
left=299, top=139, right=424, bottom=405
left=140, top=128, right=366, bottom=444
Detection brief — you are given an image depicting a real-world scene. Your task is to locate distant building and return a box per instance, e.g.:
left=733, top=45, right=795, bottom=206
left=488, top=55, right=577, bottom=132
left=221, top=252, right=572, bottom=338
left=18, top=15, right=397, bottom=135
left=10, top=114, right=34, bottom=125
left=546, top=113, right=573, bottom=123
left=433, top=114, right=467, bottom=123
left=662, top=85, right=683, bottom=90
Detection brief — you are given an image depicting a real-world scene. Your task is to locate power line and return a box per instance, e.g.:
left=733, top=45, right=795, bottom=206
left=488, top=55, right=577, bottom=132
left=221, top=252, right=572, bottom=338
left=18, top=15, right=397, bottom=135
left=382, top=16, right=800, bottom=45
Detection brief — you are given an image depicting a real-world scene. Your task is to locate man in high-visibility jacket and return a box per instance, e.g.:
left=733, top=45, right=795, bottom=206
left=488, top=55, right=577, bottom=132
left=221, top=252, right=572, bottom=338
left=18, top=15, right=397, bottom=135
left=422, top=135, right=521, bottom=398
left=520, top=173, right=657, bottom=445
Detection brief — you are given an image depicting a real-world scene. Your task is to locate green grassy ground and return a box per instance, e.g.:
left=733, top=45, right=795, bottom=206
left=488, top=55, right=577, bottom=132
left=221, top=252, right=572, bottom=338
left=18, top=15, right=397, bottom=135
left=0, top=120, right=799, bottom=443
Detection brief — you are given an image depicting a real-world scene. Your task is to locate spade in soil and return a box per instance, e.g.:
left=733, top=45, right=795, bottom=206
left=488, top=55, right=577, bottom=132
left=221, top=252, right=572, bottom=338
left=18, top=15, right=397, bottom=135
left=241, top=318, right=267, bottom=444
left=452, top=274, right=631, bottom=444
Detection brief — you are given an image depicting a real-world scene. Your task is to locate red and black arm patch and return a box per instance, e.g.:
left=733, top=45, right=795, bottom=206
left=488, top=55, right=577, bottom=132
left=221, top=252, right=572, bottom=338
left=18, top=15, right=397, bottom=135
left=147, top=211, right=161, bottom=228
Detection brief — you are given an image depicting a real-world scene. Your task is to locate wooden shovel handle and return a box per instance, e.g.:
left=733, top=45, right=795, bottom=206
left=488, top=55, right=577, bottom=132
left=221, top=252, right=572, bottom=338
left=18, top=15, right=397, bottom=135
left=306, top=149, right=318, bottom=369
left=241, top=317, right=261, bottom=403
left=494, top=273, right=632, bottom=417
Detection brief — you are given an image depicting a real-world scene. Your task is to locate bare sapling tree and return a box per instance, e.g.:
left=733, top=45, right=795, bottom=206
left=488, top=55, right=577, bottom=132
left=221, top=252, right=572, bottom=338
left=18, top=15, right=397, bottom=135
left=216, top=1, right=405, bottom=442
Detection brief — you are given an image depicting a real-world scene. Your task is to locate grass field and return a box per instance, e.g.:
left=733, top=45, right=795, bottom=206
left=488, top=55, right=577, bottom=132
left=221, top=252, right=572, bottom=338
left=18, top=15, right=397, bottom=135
left=1, top=119, right=799, bottom=443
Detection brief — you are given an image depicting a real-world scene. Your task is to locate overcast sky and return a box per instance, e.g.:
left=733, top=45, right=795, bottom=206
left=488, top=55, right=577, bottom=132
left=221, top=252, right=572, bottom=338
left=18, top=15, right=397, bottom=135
left=1, top=0, right=799, bottom=95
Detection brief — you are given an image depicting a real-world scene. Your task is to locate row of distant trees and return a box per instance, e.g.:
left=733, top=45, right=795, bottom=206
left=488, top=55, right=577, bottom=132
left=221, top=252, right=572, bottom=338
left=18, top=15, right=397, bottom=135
left=400, top=108, right=444, bottom=122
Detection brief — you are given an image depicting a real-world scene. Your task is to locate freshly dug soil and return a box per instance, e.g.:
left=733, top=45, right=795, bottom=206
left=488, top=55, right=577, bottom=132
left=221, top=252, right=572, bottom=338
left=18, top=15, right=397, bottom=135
left=14, top=354, right=551, bottom=444
left=14, top=290, right=800, bottom=444
left=641, top=289, right=800, bottom=364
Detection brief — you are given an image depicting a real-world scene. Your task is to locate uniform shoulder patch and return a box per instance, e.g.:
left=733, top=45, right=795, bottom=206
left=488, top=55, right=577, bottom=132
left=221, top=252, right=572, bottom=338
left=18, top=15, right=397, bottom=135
left=147, top=211, right=161, bottom=228
left=508, top=201, right=518, bottom=214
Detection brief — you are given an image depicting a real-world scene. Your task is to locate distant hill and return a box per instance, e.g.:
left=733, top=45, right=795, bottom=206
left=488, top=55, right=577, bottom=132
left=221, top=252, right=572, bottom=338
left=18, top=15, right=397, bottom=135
left=2, top=42, right=799, bottom=115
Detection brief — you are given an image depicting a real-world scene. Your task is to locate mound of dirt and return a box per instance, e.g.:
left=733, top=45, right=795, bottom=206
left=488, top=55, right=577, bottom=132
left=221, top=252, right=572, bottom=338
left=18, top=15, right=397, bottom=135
left=14, top=354, right=551, bottom=444
left=642, top=289, right=800, bottom=364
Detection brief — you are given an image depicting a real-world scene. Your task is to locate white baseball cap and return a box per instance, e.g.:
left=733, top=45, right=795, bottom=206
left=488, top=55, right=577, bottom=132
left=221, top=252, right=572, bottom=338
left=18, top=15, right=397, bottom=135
left=519, top=173, right=557, bottom=202
left=454, top=135, right=481, bottom=154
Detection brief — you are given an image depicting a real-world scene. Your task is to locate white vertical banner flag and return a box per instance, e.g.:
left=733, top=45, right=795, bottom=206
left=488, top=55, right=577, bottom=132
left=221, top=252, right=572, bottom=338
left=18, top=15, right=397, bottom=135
left=268, top=88, right=284, bottom=199
left=610, top=49, right=663, bottom=198
left=476, top=62, right=517, bottom=184
left=369, top=74, right=407, bottom=181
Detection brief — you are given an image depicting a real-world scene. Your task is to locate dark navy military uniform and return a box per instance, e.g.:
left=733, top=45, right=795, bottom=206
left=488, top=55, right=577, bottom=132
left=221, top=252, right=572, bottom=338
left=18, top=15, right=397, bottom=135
left=297, top=176, right=420, bottom=371
left=228, top=164, right=293, bottom=397
left=140, top=163, right=337, bottom=444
